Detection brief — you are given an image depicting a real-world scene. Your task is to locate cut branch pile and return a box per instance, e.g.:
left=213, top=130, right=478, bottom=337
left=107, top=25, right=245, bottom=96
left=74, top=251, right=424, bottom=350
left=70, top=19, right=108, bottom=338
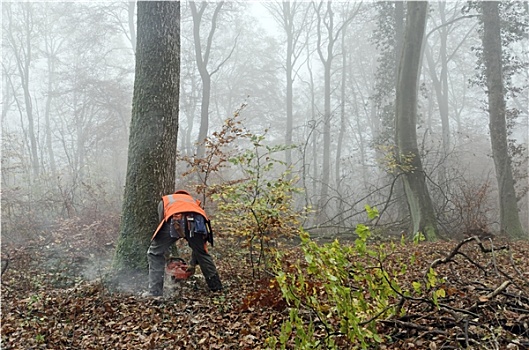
left=379, top=236, right=529, bottom=349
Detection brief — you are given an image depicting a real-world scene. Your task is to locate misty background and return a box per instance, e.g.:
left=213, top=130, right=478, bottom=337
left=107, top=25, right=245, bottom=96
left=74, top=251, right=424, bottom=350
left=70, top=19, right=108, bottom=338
left=2, top=1, right=528, bottom=248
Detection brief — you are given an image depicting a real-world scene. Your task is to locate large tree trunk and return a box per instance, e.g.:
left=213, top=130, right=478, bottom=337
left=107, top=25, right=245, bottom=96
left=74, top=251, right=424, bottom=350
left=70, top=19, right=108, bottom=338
left=481, top=2, right=526, bottom=239
left=395, top=1, right=439, bottom=241
left=113, top=1, right=180, bottom=271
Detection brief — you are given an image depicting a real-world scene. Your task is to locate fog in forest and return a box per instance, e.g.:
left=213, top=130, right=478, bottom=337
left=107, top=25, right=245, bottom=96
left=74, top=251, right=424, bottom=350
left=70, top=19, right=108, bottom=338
left=2, top=1, right=528, bottom=251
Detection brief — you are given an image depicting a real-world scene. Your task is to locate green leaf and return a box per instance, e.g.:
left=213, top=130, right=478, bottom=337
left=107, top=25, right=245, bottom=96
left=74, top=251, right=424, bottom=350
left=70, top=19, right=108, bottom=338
left=412, top=281, right=422, bottom=294
left=365, top=205, right=379, bottom=220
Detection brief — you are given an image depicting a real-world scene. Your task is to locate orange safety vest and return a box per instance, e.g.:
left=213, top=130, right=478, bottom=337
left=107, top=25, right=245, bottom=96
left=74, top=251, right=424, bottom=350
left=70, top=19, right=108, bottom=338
left=151, top=191, right=208, bottom=240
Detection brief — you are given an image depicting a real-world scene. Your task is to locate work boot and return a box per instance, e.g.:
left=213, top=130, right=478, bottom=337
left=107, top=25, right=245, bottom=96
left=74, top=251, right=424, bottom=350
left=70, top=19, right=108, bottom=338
left=205, top=273, right=223, bottom=292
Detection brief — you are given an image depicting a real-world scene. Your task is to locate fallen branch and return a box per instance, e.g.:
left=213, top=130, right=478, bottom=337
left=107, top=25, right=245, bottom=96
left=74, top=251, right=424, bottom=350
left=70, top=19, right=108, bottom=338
left=380, top=319, right=447, bottom=335
left=469, top=280, right=511, bottom=312
left=426, top=236, right=509, bottom=278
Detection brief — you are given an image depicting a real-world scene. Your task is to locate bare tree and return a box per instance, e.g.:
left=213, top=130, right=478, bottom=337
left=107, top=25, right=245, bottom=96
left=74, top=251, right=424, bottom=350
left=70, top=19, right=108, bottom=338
left=265, top=1, right=311, bottom=171
left=114, top=1, right=180, bottom=271
left=190, top=1, right=238, bottom=158
left=481, top=1, right=526, bottom=239
left=395, top=1, right=439, bottom=241
left=3, top=3, right=40, bottom=178
left=312, top=1, right=356, bottom=221
left=101, top=2, right=137, bottom=54
left=424, top=2, right=478, bottom=186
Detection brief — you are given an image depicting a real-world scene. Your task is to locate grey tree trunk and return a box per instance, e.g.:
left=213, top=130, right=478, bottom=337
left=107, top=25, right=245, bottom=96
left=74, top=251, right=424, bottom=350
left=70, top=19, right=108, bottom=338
left=113, top=1, right=180, bottom=271
left=44, top=54, right=57, bottom=178
left=283, top=2, right=294, bottom=171
left=190, top=2, right=224, bottom=158
left=264, top=1, right=309, bottom=173
left=395, top=1, right=439, bottom=241
left=335, top=26, right=347, bottom=222
left=393, top=1, right=409, bottom=224
left=313, top=2, right=334, bottom=220
left=481, top=2, right=526, bottom=239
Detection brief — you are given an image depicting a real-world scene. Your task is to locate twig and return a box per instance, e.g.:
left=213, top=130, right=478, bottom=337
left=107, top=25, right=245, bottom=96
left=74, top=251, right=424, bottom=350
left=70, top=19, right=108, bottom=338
left=489, top=238, right=499, bottom=277
left=463, top=318, right=469, bottom=348
left=509, top=248, right=529, bottom=287
left=469, top=280, right=511, bottom=312
left=485, top=280, right=511, bottom=299
left=454, top=251, right=487, bottom=273
left=358, top=304, right=396, bottom=326
left=439, top=304, right=479, bottom=319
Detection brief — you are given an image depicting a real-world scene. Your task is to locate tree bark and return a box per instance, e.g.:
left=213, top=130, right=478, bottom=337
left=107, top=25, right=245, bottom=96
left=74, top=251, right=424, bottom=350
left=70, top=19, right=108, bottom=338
left=481, top=1, right=526, bottom=239
left=395, top=1, right=439, bottom=241
left=113, top=1, right=180, bottom=271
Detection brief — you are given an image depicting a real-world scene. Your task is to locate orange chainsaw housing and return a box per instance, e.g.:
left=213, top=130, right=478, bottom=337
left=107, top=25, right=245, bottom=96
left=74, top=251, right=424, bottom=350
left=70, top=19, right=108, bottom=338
left=165, top=257, right=193, bottom=281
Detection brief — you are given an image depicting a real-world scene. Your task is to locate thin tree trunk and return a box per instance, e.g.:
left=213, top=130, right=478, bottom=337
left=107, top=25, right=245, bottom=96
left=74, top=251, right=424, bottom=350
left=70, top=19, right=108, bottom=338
left=190, top=2, right=224, bottom=158
left=44, top=53, right=57, bottom=178
left=284, top=2, right=294, bottom=171
left=6, top=4, right=40, bottom=178
left=335, top=26, right=347, bottom=224
left=314, top=2, right=334, bottom=220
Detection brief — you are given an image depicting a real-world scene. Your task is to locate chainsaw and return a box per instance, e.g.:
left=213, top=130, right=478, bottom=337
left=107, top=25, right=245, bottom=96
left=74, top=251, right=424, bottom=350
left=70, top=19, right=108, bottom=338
left=165, top=257, right=193, bottom=281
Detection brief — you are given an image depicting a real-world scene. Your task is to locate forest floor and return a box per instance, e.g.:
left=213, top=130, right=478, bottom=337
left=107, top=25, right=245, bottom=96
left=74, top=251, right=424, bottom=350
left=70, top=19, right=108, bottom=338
left=1, top=226, right=529, bottom=349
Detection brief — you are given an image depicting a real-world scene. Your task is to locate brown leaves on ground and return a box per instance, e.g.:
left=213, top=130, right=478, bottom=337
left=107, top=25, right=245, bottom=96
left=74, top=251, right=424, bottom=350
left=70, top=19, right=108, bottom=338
left=1, top=231, right=529, bottom=349
left=375, top=237, right=529, bottom=349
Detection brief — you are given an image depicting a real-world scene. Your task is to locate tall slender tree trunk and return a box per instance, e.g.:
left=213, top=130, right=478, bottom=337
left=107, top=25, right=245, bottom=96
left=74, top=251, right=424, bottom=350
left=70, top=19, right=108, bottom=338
left=6, top=4, right=40, bottom=179
left=314, top=2, right=334, bottom=220
left=44, top=54, right=57, bottom=178
left=481, top=1, right=526, bottom=239
left=114, top=1, right=181, bottom=271
left=190, top=2, right=224, bottom=158
left=395, top=1, right=439, bottom=241
left=424, top=2, right=450, bottom=187
left=393, top=1, right=409, bottom=223
left=335, top=27, right=347, bottom=224
left=284, top=2, right=294, bottom=172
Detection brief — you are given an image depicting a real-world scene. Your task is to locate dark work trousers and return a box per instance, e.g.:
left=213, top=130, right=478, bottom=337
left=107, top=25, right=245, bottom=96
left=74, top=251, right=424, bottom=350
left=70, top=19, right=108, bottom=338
left=147, top=222, right=220, bottom=295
